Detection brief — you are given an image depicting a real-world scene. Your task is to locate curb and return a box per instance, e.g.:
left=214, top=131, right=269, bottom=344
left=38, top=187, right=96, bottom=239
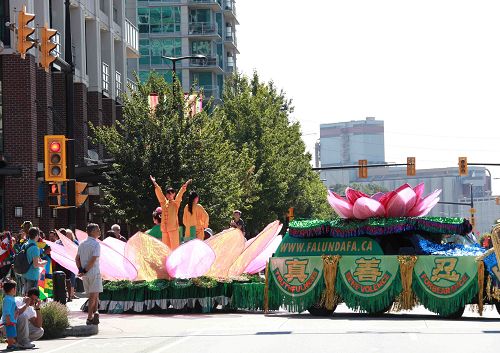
left=64, top=324, right=99, bottom=337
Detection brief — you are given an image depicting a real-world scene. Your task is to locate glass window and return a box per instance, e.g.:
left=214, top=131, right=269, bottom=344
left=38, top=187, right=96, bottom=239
left=189, top=9, right=211, bottom=23
left=0, top=78, right=3, bottom=152
left=149, top=7, right=161, bottom=33
left=191, top=41, right=211, bottom=55
left=193, top=72, right=212, bottom=86
left=138, top=6, right=181, bottom=34
left=0, top=1, right=10, bottom=46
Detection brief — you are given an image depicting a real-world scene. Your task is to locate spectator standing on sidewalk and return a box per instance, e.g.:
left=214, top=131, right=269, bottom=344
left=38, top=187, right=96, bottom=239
left=15, top=287, right=44, bottom=349
left=111, top=224, right=127, bottom=242
left=22, top=228, right=47, bottom=295
left=76, top=223, right=102, bottom=325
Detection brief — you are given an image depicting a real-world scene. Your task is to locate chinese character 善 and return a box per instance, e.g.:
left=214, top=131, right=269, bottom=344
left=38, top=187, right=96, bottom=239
left=353, top=258, right=382, bottom=282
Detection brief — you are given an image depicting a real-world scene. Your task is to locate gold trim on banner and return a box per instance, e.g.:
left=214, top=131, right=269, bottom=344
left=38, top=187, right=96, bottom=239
left=486, top=275, right=500, bottom=301
left=322, top=255, right=341, bottom=310
left=394, top=255, right=418, bottom=311
left=264, top=262, right=270, bottom=313
left=491, top=225, right=500, bottom=266
left=477, top=260, right=485, bottom=316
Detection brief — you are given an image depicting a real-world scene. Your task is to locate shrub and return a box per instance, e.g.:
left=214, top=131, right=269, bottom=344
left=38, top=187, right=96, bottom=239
left=41, top=301, right=69, bottom=339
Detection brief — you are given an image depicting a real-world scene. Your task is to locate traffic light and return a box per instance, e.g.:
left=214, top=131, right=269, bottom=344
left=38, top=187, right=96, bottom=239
left=407, top=157, right=416, bottom=176
left=358, top=159, right=368, bottom=178
left=44, top=135, right=67, bottom=182
left=17, top=5, right=35, bottom=59
left=469, top=208, right=476, bottom=228
left=458, top=157, right=468, bottom=176
left=40, top=24, right=57, bottom=72
left=287, top=207, right=294, bottom=222
left=75, top=182, right=88, bottom=208
left=48, top=182, right=62, bottom=207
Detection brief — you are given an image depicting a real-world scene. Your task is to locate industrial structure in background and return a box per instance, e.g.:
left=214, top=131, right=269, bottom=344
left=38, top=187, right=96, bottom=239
left=0, top=0, right=139, bottom=232
left=135, top=0, right=238, bottom=101
left=315, top=117, right=499, bottom=235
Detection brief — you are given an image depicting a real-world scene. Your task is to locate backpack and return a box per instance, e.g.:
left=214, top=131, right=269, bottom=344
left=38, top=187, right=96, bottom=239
left=14, top=243, right=36, bottom=275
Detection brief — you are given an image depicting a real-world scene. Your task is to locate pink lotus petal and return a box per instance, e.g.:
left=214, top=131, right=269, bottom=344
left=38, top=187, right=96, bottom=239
left=327, top=191, right=354, bottom=218
left=56, top=230, right=78, bottom=258
left=414, top=197, right=440, bottom=217
left=75, top=229, right=88, bottom=243
left=103, top=237, right=127, bottom=256
left=413, top=183, right=425, bottom=200
left=125, top=232, right=171, bottom=281
left=228, top=221, right=281, bottom=277
left=244, top=236, right=257, bottom=249
left=45, top=240, right=79, bottom=275
left=378, top=191, right=396, bottom=208
left=244, top=235, right=282, bottom=274
left=205, top=228, right=245, bottom=278
left=371, top=192, right=384, bottom=201
left=166, top=239, right=216, bottom=279
left=385, top=185, right=418, bottom=217
left=352, top=197, right=385, bottom=219
left=345, top=188, right=369, bottom=205
left=408, top=189, right=442, bottom=217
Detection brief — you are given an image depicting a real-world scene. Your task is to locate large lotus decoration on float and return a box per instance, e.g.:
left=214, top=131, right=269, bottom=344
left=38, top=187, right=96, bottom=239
left=327, top=183, right=441, bottom=219
left=46, top=221, right=283, bottom=281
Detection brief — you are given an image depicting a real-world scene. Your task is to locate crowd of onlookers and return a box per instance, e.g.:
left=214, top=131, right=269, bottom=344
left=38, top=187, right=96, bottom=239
left=0, top=221, right=110, bottom=350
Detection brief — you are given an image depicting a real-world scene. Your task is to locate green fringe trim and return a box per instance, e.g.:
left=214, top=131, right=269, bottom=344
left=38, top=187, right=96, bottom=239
left=335, top=271, right=402, bottom=313
left=267, top=272, right=325, bottom=313
left=412, top=274, right=478, bottom=316
left=231, top=283, right=265, bottom=310
left=289, top=217, right=472, bottom=238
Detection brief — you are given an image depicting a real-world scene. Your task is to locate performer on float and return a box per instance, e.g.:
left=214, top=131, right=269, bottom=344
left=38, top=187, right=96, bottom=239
left=183, top=191, right=209, bottom=241
left=145, top=207, right=163, bottom=240
left=150, top=175, right=191, bottom=249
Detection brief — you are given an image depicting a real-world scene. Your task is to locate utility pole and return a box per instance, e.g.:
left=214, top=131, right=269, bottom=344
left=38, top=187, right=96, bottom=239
left=65, top=0, right=76, bottom=230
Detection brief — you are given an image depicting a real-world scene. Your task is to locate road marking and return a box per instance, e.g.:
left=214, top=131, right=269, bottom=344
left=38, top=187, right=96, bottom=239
left=42, top=338, right=90, bottom=353
left=149, top=331, right=201, bottom=353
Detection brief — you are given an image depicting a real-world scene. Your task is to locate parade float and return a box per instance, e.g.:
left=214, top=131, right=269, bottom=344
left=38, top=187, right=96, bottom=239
left=47, top=183, right=500, bottom=318
left=266, top=183, right=500, bottom=318
left=47, top=222, right=282, bottom=313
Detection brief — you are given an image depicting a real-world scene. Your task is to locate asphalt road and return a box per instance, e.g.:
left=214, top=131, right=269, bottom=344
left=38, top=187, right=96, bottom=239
left=18, top=303, right=500, bottom=353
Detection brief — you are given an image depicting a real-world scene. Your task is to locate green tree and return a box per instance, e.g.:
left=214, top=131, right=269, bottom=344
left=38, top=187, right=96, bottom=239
left=330, top=183, right=388, bottom=195
left=217, top=73, right=331, bottom=234
left=90, top=73, right=255, bottom=231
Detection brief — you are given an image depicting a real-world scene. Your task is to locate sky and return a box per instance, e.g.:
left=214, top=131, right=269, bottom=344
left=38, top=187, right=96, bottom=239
left=235, top=0, right=500, bottom=194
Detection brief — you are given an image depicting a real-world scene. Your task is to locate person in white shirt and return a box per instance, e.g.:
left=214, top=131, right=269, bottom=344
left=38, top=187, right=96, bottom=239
left=15, top=287, right=44, bottom=349
left=76, top=223, right=102, bottom=325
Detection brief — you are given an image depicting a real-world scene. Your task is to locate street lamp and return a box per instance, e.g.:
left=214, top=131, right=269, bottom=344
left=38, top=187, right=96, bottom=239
left=161, top=54, right=207, bottom=81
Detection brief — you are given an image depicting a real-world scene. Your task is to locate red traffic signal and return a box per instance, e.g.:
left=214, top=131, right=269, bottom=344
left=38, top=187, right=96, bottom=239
left=44, top=135, right=67, bottom=182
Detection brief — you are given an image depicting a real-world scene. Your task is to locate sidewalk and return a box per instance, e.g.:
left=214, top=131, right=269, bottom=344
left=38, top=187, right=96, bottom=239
left=64, top=297, right=98, bottom=337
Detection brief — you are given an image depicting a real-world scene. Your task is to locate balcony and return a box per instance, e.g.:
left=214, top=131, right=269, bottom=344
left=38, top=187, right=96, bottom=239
left=102, top=62, right=110, bottom=94
left=188, top=0, right=222, bottom=10
left=190, top=55, right=223, bottom=72
left=115, top=71, right=123, bottom=99
left=188, top=22, right=220, bottom=37
left=196, top=85, right=220, bottom=100
left=225, top=57, right=235, bottom=74
left=224, top=32, right=238, bottom=51
left=125, top=19, right=140, bottom=58
left=127, top=78, right=138, bottom=93
left=224, top=0, right=238, bottom=22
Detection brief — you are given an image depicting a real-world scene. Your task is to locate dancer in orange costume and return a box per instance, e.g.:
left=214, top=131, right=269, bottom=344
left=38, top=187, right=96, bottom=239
left=150, top=175, right=191, bottom=250
left=182, top=191, right=209, bottom=240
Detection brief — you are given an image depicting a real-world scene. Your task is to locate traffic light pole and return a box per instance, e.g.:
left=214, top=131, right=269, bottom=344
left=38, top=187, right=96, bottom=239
left=64, top=0, right=76, bottom=230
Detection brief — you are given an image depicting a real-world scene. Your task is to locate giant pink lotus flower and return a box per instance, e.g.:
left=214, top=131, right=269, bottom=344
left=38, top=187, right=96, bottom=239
left=327, top=183, right=441, bottom=220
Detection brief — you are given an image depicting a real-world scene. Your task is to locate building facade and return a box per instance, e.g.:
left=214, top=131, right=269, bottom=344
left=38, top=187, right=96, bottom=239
left=316, top=117, right=385, bottom=186
left=0, top=0, right=139, bottom=232
left=136, top=0, right=238, bottom=100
